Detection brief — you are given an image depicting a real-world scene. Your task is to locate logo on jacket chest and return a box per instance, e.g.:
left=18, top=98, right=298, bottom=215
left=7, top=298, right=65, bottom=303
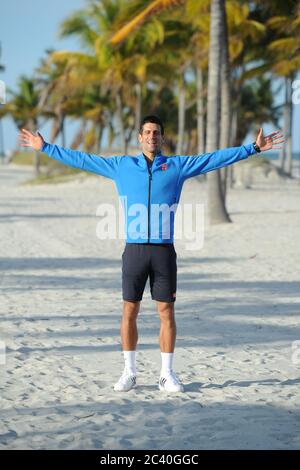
left=161, top=163, right=168, bottom=171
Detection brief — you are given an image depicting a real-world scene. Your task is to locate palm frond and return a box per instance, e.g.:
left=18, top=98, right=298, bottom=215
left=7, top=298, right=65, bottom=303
left=110, top=0, right=184, bottom=45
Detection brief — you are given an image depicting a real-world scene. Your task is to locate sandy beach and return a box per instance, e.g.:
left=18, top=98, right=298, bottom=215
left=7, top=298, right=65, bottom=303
left=0, top=162, right=300, bottom=450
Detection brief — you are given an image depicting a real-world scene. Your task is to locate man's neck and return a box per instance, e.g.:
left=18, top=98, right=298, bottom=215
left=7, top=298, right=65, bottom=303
left=142, top=150, right=159, bottom=161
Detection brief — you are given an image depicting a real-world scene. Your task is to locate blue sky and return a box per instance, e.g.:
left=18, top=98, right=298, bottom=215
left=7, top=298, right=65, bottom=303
left=0, top=0, right=84, bottom=153
left=0, top=0, right=299, bottom=154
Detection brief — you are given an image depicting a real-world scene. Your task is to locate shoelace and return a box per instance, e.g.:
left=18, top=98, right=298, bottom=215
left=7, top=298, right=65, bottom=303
left=162, top=371, right=180, bottom=385
left=120, top=371, right=136, bottom=384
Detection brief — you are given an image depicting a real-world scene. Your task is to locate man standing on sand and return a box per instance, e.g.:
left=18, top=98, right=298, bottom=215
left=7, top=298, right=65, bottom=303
left=19, top=115, right=283, bottom=393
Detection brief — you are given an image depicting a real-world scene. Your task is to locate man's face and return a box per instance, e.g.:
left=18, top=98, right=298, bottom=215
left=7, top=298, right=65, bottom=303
left=138, top=122, right=164, bottom=155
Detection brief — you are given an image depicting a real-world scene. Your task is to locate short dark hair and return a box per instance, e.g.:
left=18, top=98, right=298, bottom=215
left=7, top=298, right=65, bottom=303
left=139, top=115, right=164, bottom=136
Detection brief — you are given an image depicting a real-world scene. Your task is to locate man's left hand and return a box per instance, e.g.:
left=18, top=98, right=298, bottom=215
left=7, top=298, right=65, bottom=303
left=255, top=128, right=284, bottom=152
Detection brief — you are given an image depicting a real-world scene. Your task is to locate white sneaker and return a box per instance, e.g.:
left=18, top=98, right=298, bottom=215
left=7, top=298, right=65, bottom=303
left=159, top=370, right=184, bottom=392
left=114, top=369, right=136, bottom=392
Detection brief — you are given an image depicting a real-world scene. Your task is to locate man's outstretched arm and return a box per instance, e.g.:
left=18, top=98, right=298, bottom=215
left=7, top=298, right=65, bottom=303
left=18, top=129, right=121, bottom=180
left=179, top=128, right=284, bottom=180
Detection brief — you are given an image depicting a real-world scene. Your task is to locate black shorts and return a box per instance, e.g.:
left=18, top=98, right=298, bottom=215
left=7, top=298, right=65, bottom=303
left=122, top=243, right=177, bottom=303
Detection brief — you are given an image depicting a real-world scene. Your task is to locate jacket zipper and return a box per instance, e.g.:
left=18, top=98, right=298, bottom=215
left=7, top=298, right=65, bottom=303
left=147, top=166, right=152, bottom=242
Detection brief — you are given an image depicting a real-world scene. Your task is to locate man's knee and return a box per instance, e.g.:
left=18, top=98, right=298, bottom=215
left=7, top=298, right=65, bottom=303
left=123, top=300, right=140, bottom=320
left=157, top=302, right=175, bottom=322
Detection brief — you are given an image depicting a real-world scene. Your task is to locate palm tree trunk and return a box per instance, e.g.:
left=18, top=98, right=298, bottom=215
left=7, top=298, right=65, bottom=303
left=60, top=116, right=66, bottom=147
left=29, top=119, right=40, bottom=176
left=134, top=83, right=142, bottom=139
left=50, top=119, right=59, bottom=143
left=116, top=91, right=126, bottom=153
left=285, top=75, right=293, bottom=176
left=176, top=73, right=186, bottom=155
left=230, top=65, right=245, bottom=187
left=206, top=0, right=230, bottom=224
left=219, top=0, right=231, bottom=201
left=71, top=120, right=87, bottom=149
left=97, top=124, right=104, bottom=154
left=196, top=66, right=205, bottom=155
left=229, top=108, right=238, bottom=187
left=279, top=76, right=290, bottom=171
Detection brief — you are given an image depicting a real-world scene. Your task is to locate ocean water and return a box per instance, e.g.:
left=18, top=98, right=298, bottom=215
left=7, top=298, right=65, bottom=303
left=263, top=152, right=300, bottom=161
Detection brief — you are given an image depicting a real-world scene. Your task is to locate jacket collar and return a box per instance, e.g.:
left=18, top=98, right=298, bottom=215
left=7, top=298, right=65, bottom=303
left=137, top=152, right=167, bottom=168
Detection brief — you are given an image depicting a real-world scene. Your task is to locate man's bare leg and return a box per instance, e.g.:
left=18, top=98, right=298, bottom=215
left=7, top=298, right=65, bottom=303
left=157, top=301, right=183, bottom=392
left=157, top=301, right=176, bottom=352
left=114, top=301, right=140, bottom=391
left=121, top=300, right=140, bottom=350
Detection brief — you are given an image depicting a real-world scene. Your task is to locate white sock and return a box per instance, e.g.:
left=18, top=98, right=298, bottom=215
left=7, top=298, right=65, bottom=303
left=123, top=350, right=136, bottom=375
left=161, top=352, right=174, bottom=375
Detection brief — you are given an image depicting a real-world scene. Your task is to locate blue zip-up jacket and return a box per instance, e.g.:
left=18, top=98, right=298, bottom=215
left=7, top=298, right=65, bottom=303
left=41, top=142, right=257, bottom=243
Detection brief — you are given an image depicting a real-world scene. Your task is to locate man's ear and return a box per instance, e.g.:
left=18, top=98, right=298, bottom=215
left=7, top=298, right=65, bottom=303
left=138, top=133, right=142, bottom=144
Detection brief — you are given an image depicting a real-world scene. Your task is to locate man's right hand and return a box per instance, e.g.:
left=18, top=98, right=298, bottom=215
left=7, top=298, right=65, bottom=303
left=19, top=129, right=45, bottom=151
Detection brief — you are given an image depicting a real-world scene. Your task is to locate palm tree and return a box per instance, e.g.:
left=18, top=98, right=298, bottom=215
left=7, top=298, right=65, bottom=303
left=48, top=48, right=112, bottom=151
left=110, top=1, right=199, bottom=154
left=4, top=76, right=42, bottom=174
left=36, top=52, right=73, bottom=147
left=206, top=0, right=231, bottom=224
left=278, top=75, right=294, bottom=174
left=160, top=20, right=194, bottom=155
left=221, top=0, right=267, bottom=190
left=219, top=0, right=231, bottom=201
left=59, top=0, right=124, bottom=151
left=266, top=2, right=300, bottom=175
left=109, top=0, right=267, bottom=223
left=110, top=0, right=185, bottom=45
left=234, top=76, right=280, bottom=145
left=59, top=0, right=168, bottom=153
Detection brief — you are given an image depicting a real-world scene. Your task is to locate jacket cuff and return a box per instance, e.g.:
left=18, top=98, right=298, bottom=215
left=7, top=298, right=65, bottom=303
left=41, top=141, right=48, bottom=152
left=247, top=143, right=257, bottom=156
